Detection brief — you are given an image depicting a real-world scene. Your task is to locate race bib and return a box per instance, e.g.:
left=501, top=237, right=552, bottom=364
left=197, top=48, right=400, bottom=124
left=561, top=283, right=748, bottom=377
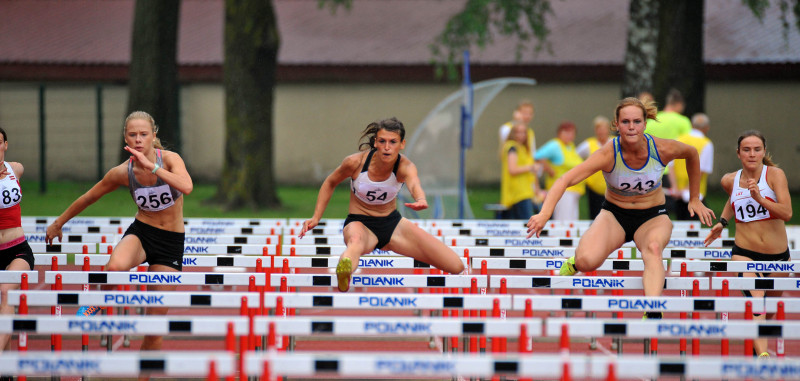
left=0, top=181, right=22, bottom=209
left=133, top=184, right=174, bottom=212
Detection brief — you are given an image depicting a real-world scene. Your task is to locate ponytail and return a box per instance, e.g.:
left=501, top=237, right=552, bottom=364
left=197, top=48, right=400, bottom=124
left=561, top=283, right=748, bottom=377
left=358, top=117, right=406, bottom=151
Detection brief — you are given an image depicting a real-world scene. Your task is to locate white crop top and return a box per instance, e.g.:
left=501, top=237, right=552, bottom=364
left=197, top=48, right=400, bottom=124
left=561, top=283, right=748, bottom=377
left=730, top=167, right=777, bottom=223
left=603, top=134, right=666, bottom=196
left=350, top=149, right=404, bottom=205
left=0, top=162, right=22, bottom=209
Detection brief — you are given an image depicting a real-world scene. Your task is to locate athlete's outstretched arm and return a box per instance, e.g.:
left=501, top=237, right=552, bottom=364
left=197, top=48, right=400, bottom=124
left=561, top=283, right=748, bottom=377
left=46, top=165, right=125, bottom=244
left=527, top=144, right=612, bottom=238
left=299, top=154, right=360, bottom=238
left=399, top=159, right=427, bottom=211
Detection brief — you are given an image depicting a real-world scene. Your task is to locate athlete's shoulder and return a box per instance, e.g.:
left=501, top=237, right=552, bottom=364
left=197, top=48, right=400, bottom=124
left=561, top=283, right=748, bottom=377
left=720, top=171, right=737, bottom=191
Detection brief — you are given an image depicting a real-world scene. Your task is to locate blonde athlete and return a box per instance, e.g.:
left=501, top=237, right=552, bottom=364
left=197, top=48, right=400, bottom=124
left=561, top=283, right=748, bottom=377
left=705, top=130, right=792, bottom=358
left=299, top=117, right=464, bottom=292
left=46, top=111, right=192, bottom=357
left=527, top=98, right=715, bottom=315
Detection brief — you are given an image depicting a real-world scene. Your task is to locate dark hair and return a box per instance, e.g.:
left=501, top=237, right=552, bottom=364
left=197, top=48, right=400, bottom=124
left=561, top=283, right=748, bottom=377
left=737, top=130, right=776, bottom=167
left=358, top=117, right=406, bottom=151
left=666, top=88, right=684, bottom=106
left=0, top=126, right=6, bottom=142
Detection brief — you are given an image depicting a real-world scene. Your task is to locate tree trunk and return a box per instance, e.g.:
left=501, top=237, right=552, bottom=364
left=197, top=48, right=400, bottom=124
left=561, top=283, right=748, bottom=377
left=653, top=0, right=705, bottom=114
left=217, top=0, right=281, bottom=209
left=621, top=0, right=659, bottom=99
left=125, top=0, right=181, bottom=161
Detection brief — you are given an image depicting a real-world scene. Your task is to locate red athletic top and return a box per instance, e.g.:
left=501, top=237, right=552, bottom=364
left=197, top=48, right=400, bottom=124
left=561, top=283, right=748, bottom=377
left=0, top=162, right=22, bottom=230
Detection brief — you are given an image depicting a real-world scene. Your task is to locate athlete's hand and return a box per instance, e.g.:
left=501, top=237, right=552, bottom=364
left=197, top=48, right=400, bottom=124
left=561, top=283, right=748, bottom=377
left=746, top=178, right=763, bottom=202
left=703, top=222, right=723, bottom=247
left=298, top=218, right=319, bottom=239
left=45, top=222, right=63, bottom=246
left=688, top=199, right=716, bottom=227
left=526, top=213, right=549, bottom=238
left=404, top=199, right=428, bottom=211
left=124, top=146, right=156, bottom=172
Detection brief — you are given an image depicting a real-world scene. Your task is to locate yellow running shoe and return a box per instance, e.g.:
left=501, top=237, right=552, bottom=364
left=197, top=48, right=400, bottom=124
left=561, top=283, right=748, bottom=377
left=559, top=256, right=577, bottom=276
left=758, top=352, right=770, bottom=359
left=336, top=257, right=352, bottom=292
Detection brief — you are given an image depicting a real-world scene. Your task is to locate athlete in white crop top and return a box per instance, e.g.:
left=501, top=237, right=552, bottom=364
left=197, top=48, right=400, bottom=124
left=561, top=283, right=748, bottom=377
left=300, top=118, right=464, bottom=292
left=704, top=131, right=792, bottom=358
left=527, top=97, right=715, bottom=303
left=46, top=111, right=193, bottom=354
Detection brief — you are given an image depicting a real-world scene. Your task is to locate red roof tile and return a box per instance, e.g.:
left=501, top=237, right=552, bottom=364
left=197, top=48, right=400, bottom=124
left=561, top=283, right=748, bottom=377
left=0, top=0, right=797, bottom=67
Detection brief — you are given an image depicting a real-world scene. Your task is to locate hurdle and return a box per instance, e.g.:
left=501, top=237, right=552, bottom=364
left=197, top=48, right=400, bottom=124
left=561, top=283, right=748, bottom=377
left=7, top=291, right=511, bottom=310
left=0, top=351, right=234, bottom=377
left=490, top=276, right=709, bottom=290
left=474, top=257, right=667, bottom=271
left=44, top=271, right=269, bottom=286
left=666, top=248, right=800, bottom=260
left=76, top=253, right=269, bottom=268
left=511, top=295, right=800, bottom=313
left=265, top=255, right=468, bottom=270
left=32, top=254, right=68, bottom=267
left=545, top=318, right=800, bottom=339
left=0, top=271, right=38, bottom=284
left=270, top=273, right=487, bottom=289
left=672, top=260, right=799, bottom=273
left=712, top=277, right=800, bottom=291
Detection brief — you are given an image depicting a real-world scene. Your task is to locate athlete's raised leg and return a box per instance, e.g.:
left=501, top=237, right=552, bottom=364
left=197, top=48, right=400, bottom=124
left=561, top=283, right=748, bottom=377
left=384, top=218, right=464, bottom=274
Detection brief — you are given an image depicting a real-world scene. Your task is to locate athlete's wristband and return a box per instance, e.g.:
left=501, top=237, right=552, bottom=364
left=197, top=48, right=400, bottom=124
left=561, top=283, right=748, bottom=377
left=718, top=217, right=728, bottom=228
left=151, top=163, right=160, bottom=174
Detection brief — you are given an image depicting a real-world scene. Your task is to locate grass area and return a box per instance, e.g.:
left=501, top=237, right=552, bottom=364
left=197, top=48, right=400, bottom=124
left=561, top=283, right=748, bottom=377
left=20, top=181, right=800, bottom=226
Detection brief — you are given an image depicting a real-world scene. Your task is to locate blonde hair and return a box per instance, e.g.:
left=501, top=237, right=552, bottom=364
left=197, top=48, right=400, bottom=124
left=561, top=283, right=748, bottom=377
left=124, top=111, right=163, bottom=149
left=613, top=97, right=658, bottom=127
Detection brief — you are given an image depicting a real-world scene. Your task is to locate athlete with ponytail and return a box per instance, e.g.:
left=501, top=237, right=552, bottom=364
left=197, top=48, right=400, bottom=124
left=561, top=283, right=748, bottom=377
left=299, top=117, right=464, bottom=292
left=46, top=111, right=192, bottom=355
left=705, top=130, right=792, bottom=358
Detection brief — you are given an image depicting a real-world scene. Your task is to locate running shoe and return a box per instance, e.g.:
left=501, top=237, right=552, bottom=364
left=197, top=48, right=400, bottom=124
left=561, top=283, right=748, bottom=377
left=642, top=311, right=663, bottom=320
left=76, top=306, right=102, bottom=316
left=758, top=352, right=770, bottom=359
left=336, top=257, right=352, bottom=292
left=559, top=256, right=577, bottom=276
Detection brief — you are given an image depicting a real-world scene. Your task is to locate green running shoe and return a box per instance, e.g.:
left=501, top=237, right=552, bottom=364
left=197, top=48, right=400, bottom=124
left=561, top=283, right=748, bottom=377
left=559, top=256, right=577, bottom=276
left=336, top=257, right=352, bottom=292
left=642, top=312, right=663, bottom=320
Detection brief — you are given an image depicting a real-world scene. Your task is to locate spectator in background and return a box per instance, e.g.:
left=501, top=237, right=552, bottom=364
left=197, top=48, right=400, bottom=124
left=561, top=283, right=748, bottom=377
left=672, top=113, right=714, bottom=220
left=535, top=121, right=584, bottom=220
left=645, top=88, right=693, bottom=214
left=500, top=122, right=539, bottom=219
left=577, top=116, right=612, bottom=219
left=498, top=100, right=536, bottom=155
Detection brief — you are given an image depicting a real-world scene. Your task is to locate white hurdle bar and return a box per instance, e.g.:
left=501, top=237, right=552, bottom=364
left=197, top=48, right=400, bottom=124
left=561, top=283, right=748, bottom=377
left=33, top=254, right=68, bottom=266
left=269, top=255, right=468, bottom=270
left=241, top=353, right=800, bottom=379
left=0, top=271, right=38, bottom=284
left=666, top=248, right=800, bottom=260
left=6, top=291, right=511, bottom=310
left=184, top=225, right=281, bottom=235
left=44, top=271, right=268, bottom=286
left=474, top=257, right=667, bottom=271
left=712, top=277, right=800, bottom=291
left=546, top=318, right=800, bottom=339
left=0, top=315, right=542, bottom=337
left=29, top=242, right=98, bottom=253
left=0, top=351, right=234, bottom=377
left=511, top=295, right=800, bottom=313
left=76, top=254, right=269, bottom=268
left=490, top=276, right=709, bottom=290
left=271, top=273, right=487, bottom=288
left=672, top=260, right=798, bottom=273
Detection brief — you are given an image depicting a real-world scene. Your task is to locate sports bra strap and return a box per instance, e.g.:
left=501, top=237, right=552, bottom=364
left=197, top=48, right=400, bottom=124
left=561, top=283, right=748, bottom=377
left=361, top=149, right=376, bottom=172
left=361, top=149, right=401, bottom=175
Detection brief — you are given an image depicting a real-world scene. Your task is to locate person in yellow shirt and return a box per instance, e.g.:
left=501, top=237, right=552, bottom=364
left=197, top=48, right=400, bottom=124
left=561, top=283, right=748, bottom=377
left=534, top=121, right=584, bottom=220
left=671, top=113, right=713, bottom=220
left=500, top=122, right=538, bottom=219
left=577, top=116, right=612, bottom=219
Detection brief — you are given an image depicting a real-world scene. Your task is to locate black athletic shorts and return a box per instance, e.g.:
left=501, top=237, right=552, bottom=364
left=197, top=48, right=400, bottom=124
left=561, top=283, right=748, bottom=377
left=123, top=219, right=185, bottom=270
left=602, top=201, right=668, bottom=243
left=344, top=210, right=402, bottom=250
left=0, top=238, right=34, bottom=270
